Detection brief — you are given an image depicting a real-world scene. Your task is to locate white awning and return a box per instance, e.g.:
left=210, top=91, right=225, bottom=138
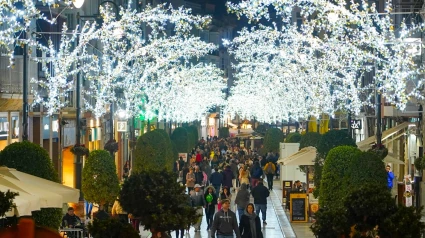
left=0, top=167, right=79, bottom=203
left=357, top=122, right=409, bottom=151
left=0, top=175, right=63, bottom=208
left=278, top=146, right=316, bottom=166
left=384, top=153, right=405, bottom=165
left=0, top=184, right=41, bottom=217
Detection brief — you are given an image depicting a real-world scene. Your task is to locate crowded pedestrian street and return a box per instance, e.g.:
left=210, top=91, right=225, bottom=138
left=139, top=180, right=315, bottom=238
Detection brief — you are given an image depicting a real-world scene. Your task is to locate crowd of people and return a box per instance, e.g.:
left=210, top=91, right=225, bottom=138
left=173, top=136, right=280, bottom=238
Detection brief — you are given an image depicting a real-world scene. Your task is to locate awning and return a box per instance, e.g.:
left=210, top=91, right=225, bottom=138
left=0, top=184, right=41, bottom=217
left=0, top=167, right=80, bottom=203
left=278, top=146, right=316, bottom=166
left=0, top=175, right=63, bottom=208
left=383, top=153, right=405, bottom=165
left=357, top=122, right=409, bottom=151
left=0, top=99, right=22, bottom=111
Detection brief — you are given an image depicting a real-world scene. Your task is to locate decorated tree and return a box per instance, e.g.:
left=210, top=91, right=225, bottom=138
left=119, top=170, right=199, bottom=238
left=82, top=150, right=120, bottom=209
left=134, top=130, right=174, bottom=172
left=0, top=141, right=61, bottom=230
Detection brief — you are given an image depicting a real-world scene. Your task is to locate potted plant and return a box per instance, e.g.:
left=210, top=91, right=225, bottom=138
left=71, top=144, right=90, bottom=157
left=104, top=139, right=119, bottom=153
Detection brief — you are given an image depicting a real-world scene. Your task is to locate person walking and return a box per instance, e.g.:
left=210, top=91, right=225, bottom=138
left=264, top=160, right=276, bottom=190
left=210, top=166, right=223, bottom=197
left=191, top=184, right=205, bottom=232
left=186, top=167, right=195, bottom=194
left=251, top=179, right=270, bottom=225
left=111, top=198, right=127, bottom=224
left=222, top=165, right=234, bottom=190
left=218, top=186, right=232, bottom=211
left=204, top=185, right=218, bottom=230
left=239, top=203, right=263, bottom=238
left=211, top=199, right=241, bottom=238
left=238, top=165, right=249, bottom=188
left=194, top=166, right=204, bottom=187
left=230, top=160, right=239, bottom=191
left=234, top=183, right=250, bottom=221
left=250, top=162, right=263, bottom=189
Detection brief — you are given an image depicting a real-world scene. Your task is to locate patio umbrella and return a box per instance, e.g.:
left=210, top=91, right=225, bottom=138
left=0, top=184, right=41, bottom=217
left=0, top=175, right=63, bottom=208
left=0, top=167, right=79, bottom=203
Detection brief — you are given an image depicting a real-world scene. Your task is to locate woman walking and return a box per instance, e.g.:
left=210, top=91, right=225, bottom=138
left=239, top=165, right=250, bottom=188
left=186, top=167, right=195, bottom=194
left=218, top=186, right=232, bottom=211
left=235, top=183, right=250, bottom=221
left=204, top=186, right=218, bottom=230
left=239, top=203, right=263, bottom=238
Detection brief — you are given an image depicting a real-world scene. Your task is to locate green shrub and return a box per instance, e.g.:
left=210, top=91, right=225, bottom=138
left=135, top=130, right=174, bottom=173
left=344, top=183, right=394, bottom=233
left=263, top=128, right=284, bottom=153
left=299, top=132, right=322, bottom=149
left=187, top=131, right=196, bottom=152
left=0, top=190, right=18, bottom=217
left=285, top=132, right=301, bottom=143
left=348, top=151, right=387, bottom=189
left=154, top=129, right=175, bottom=161
left=0, top=141, right=59, bottom=182
left=218, top=127, right=230, bottom=138
left=82, top=150, right=120, bottom=207
left=88, top=217, right=140, bottom=238
left=317, top=129, right=356, bottom=158
left=414, top=157, right=425, bottom=172
left=314, top=130, right=357, bottom=196
left=119, top=170, right=199, bottom=234
left=310, top=207, right=350, bottom=238
left=0, top=141, right=62, bottom=230
left=171, top=127, right=189, bottom=153
left=186, top=125, right=199, bottom=148
left=255, top=125, right=267, bottom=135
left=379, top=205, right=425, bottom=238
left=319, top=146, right=362, bottom=209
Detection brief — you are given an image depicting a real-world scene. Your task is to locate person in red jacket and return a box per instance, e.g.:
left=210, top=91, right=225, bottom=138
left=196, top=150, right=202, bottom=165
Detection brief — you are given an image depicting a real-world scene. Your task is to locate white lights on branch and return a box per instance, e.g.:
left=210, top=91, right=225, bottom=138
left=224, top=0, right=425, bottom=122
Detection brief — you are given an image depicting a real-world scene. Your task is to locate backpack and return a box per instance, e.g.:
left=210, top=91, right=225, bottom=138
left=253, top=167, right=263, bottom=178
left=266, top=163, right=274, bottom=174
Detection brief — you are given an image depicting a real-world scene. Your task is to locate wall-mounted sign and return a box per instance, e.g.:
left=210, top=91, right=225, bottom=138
left=350, top=119, right=362, bottom=130
left=117, top=121, right=127, bottom=132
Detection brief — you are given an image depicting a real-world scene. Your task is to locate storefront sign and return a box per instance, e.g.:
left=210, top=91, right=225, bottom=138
left=117, top=121, right=127, bottom=132
left=350, top=119, right=362, bottom=130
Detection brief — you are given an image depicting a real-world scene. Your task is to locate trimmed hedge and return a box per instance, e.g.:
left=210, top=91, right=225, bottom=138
left=319, top=146, right=362, bottom=209
left=0, top=141, right=61, bottom=230
left=299, top=132, right=322, bottom=149
left=285, top=132, right=301, bottom=143
left=171, top=127, right=189, bottom=153
left=263, top=128, right=284, bottom=153
left=88, top=217, right=140, bottom=238
left=82, top=150, right=120, bottom=207
left=134, top=129, right=174, bottom=173
left=348, top=151, right=387, bottom=189
left=218, top=127, right=230, bottom=138
left=317, top=129, right=356, bottom=158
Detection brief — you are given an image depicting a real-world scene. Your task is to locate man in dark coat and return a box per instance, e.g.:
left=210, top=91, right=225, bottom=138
left=222, top=165, right=234, bottom=189
left=251, top=179, right=270, bottom=225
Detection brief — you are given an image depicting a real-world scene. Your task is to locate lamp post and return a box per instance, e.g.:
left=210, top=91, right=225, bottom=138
left=74, top=0, right=85, bottom=200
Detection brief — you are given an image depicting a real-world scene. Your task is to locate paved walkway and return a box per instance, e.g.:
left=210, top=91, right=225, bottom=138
left=139, top=180, right=315, bottom=238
